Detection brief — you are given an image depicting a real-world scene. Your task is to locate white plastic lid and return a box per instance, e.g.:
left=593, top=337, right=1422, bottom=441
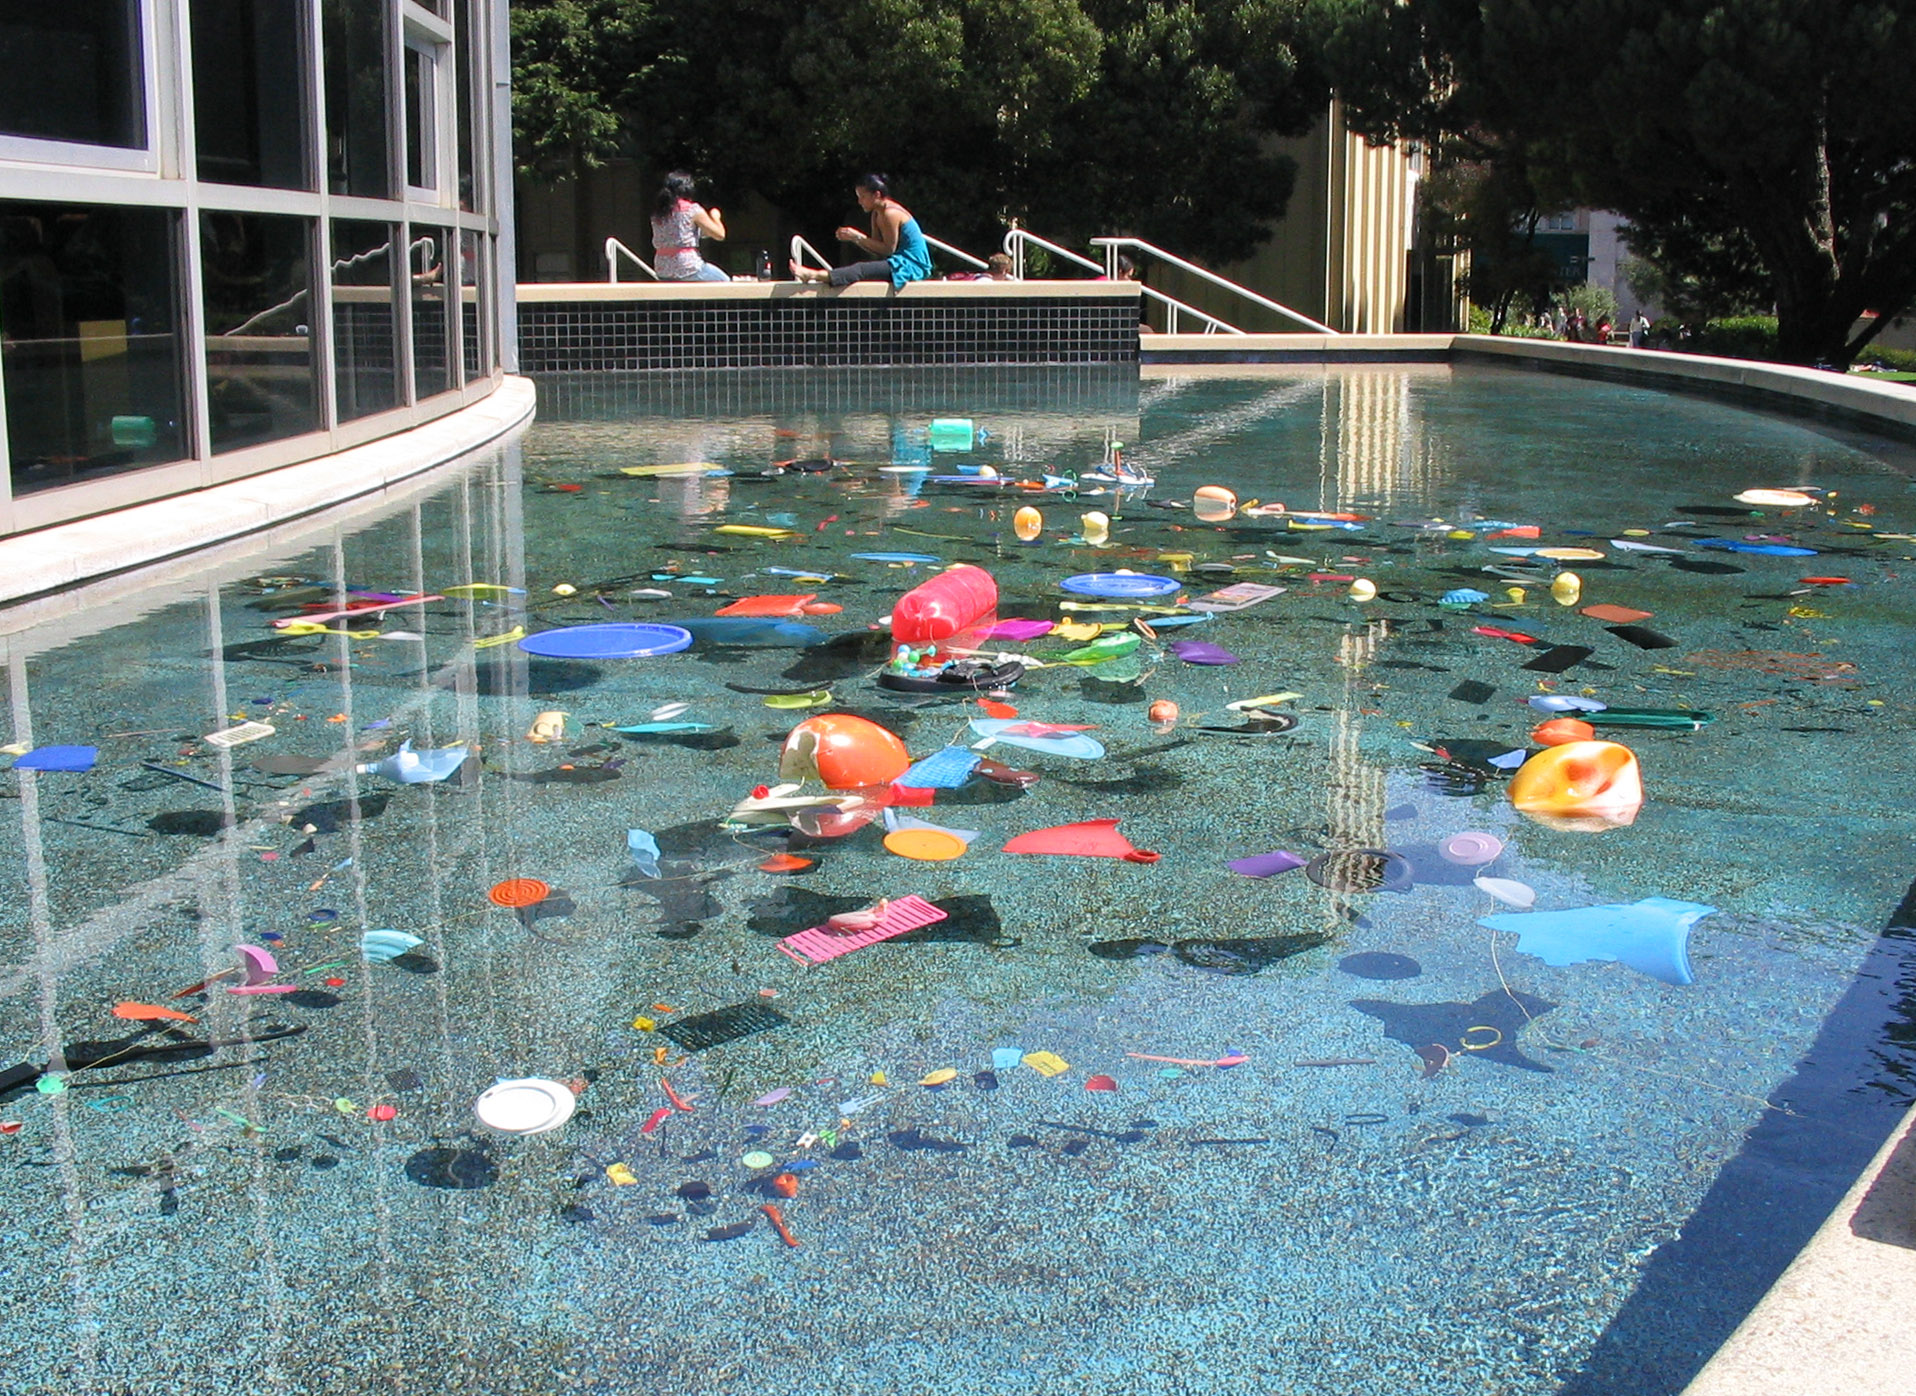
left=473, top=1078, right=577, bottom=1135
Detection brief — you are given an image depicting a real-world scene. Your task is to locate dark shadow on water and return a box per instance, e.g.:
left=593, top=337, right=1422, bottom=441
left=1349, top=989, right=1557, bottom=1073
left=405, top=1145, right=498, bottom=1190
left=1557, top=904, right=1916, bottom=1395
left=1091, top=933, right=1329, bottom=975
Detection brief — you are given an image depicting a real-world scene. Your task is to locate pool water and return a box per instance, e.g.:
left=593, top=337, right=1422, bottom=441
left=3, top=364, right=1914, bottom=1396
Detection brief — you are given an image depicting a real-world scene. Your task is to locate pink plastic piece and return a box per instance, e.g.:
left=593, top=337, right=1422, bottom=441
left=778, top=895, right=949, bottom=965
left=890, top=565, right=997, bottom=653
left=236, top=944, right=278, bottom=985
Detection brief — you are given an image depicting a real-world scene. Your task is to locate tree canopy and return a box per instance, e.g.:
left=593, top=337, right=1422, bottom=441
left=1317, top=0, right=1916, bottom=366
left=510, top=0, right=1331, bottom=266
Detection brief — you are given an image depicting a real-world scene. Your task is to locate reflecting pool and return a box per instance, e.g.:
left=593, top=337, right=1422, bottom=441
left=3, top=364, right=1914, bottom=1396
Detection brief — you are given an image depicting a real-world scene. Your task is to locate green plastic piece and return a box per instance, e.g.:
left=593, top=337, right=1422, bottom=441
left=1058, top=633, right=1142, bottom=665
left=1583, top=708, right=1714, bottom=730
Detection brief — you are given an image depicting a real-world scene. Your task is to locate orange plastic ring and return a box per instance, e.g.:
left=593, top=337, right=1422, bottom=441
left=489, top=878, right=551, bottom=908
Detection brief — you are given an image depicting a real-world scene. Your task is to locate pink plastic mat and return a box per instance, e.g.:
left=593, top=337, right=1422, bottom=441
left=777, top=895, right=949, bottom=965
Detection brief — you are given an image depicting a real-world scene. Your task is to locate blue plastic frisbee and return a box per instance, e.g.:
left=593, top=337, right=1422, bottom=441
left=1059, top=572, right=1183, bottom=599
left=517, top=624, right=693, bottom=659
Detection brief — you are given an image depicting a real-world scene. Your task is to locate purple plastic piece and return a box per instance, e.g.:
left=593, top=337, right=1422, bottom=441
left=236, top=945, right=279, bottom=985
left=985, top=619, right=1054, bottom=641
left=1228, top=850, right=1306, bottom=879
left=1169, top=641, right=1239, bottom=666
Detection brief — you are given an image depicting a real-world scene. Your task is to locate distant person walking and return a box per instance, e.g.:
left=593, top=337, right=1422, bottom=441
left=1566, top=309, right=1587, bottom=342
left=650, top=171, right=728, bottom=282
left=789, top=174, right=933, bottom=290
left=1630, top=310, right=1651, bottom=348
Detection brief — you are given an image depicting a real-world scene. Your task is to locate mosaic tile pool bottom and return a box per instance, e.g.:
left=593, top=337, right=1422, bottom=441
left=2, top=365, right=1915, bottom=1396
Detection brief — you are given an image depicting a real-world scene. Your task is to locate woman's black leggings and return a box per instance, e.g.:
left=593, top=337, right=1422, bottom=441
left=828, top=259, right=893, bottom=287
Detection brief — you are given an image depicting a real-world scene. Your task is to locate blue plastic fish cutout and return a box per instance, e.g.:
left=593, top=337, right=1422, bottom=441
left=1442, top=589, right=1489, bottom=605
left=11, top=745, right=98, bottom=772
left=357, top=741, right=469, bottom=784
left=898, top=746, right=982, bottom=789
left=610, top=722, right=719, bottom=734
left=1693, top=539, right=1817, bottom=557
left=361, top=929, right=424, bottom=963
left=851, top=552, right=941, bottom=564
left=1138, top=612, right=1212, bottom=627
left=627, top=828, right=661, bottom=879
left=1479, top=896, right=1716, bottom=985
left=967, top=718, right=1105, bottom=760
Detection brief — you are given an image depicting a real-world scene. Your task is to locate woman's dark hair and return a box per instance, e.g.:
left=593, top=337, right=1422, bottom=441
left=655, top=171, right=698, bottom=218
left=855, top=173, right=890, bottom=197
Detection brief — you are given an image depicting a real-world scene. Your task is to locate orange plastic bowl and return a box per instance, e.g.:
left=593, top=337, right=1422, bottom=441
left=1507, top=740, right=1643, bottom=831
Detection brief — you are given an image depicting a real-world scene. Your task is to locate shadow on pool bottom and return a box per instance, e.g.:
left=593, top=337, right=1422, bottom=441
left=1559, top=904, right=1916, bottom=1395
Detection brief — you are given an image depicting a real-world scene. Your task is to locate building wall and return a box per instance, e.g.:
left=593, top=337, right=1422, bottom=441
left=0, top=0, right=515, bottom=540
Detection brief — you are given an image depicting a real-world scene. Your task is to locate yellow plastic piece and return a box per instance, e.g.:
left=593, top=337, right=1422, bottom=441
left=919, top=1068, right=959, bottom=1087
left=714, top=524, right=796, bottom=538
left=870, top=1072, right=887, bottom=1086
left=632, top=1016, right=655, bottom=1031
left=606, top=1163, right=638, bottom=1185
left=1550, top=572, right=1582, bottom=605
left=1507, top=740, right=1643, bottom=832
left=473, top=626, right=525, bottom=649
left=1051, top=621, right=1103, bottom=641
left=1022, top=1051, right=1070, bottom=1077
left=883, top=828, right=966, bottom=861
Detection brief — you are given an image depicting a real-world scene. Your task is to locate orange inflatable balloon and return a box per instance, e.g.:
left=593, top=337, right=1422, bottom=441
left=1530, top=717, right=1596, bottom=746
left=1507, top=740, right=1643, bottom=831
left=1013, top=506, right=1043, bottom=542
left=779, top=714, right=911, bottom=790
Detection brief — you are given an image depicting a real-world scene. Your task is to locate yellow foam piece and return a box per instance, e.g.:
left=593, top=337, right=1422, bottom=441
left=919, top=1068, right=958, bottom=1087
left=1022, top=1051, right=1069, bottom=1077
left=883, top=829, right=966, bottom=862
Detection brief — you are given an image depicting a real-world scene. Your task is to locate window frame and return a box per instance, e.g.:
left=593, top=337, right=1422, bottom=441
left=0, top=0, right=163, bottom=173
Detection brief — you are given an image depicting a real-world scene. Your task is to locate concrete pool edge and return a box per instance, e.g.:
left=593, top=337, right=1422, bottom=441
left=1680, top=1098, right=1916, bottom=1396
left=0, top=377, right=537, bottom=612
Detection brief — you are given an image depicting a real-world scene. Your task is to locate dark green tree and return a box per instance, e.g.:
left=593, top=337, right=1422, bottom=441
left=511, top=0, right=1331, bottom=268
left=1317, top=0, right=1916, bottom=366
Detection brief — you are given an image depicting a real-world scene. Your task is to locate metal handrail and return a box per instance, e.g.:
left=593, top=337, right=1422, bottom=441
left=1091, top=236, right=1336, bottom=334
left=1001, top=228, right=1240, bottom=333
left=923, top=234, right=987, bottom=271
left=605, top=237, right=659, bottom=283
left=222, top=236, right=436, bottom=336
left=790, top=235, right=833, bottom=272
left=1002, top=229, right=1101, bottom=280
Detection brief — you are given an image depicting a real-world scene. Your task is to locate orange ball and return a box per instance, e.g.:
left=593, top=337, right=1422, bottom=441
left=1147, top=700, right=1179, bottom=724
left=1531, top=717, right=1596, bottom=746
left=778, top=714, right=911, bottom=790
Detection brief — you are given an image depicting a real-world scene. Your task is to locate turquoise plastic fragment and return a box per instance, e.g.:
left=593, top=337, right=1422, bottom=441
left=1479, top=897, right=1717, bottom=985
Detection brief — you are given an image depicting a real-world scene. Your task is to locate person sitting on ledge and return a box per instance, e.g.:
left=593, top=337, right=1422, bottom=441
left=790, top=173, right=933, bottom=290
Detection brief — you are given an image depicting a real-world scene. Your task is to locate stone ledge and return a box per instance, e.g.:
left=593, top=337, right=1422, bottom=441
left=0, top=377, right=535, bottom=610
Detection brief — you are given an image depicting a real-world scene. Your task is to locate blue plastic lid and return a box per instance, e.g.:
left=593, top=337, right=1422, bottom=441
left=517, top=624, right=693, bottom=659
left=1059, top=572, right=1182, bottom=598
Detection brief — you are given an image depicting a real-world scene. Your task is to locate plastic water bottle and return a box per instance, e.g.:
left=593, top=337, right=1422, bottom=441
left=756, top=249, right=773, bottom=280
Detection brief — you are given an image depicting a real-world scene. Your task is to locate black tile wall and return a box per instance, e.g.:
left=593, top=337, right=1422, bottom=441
left=531, top=363, right=1142, bottom=422
left=518, top=295, right=1140, bottom=373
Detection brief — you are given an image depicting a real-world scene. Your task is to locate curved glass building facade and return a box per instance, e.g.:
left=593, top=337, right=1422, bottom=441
left=0, top=0, right=514, bottom=537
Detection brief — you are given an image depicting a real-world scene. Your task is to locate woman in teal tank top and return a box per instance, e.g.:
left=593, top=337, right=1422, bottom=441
left=789, top=174, right=933, bottom=289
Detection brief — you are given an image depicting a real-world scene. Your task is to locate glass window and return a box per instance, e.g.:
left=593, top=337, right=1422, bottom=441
left=454, top=0, right=478, bottom=211
left=403, top=41, right=438, bottom=191
left=459, top=229, right=480, bottom=381
left=200, top=212, right=319, bottom=452
left=330, top=220, right=399, bottom=421
left=323, top=0, right=389, bottom=198
left=0, top=4, right=145, bottom=150
left=0, top=202, right=186, bottom=493
left=409, top=226, right=451, bottom=399
left=190, top=0, right=310, bottom=189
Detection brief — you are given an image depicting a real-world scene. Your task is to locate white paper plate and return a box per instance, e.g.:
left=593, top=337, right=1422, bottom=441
left=474, top=1078, right=577, bottom=1135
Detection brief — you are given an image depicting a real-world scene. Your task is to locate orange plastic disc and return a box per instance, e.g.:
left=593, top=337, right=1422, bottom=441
left=489, top=878, right=551, bottom=908
left=882, top=829, right=966, bottom=862
left=758, top=853, right=814, bottom=873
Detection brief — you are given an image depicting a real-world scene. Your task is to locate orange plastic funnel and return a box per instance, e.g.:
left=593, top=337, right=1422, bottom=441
left=1530, top=717, right=1596, bottom=746
left=1507, top=740, right=1643, bottom=831
left=779, top=714, right=911, bottom=790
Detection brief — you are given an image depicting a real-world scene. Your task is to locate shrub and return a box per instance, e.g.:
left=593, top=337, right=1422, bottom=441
left=1853, top=342, right=1916, bottom=373
left=1690, top=315, right=1778, bottom=360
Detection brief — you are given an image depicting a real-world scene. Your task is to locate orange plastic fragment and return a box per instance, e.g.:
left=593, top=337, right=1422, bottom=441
left=1580, top=603, right=1653, bottom=623
left=112, top=1002, right=199, bottom=1023
left=1530, top=718, right=1596, bottom=746
left=715, top=594, right=818, bottom=617
left=978, top=699, right=1017, bottom=718
left=758, top=853, right=815, bottom=873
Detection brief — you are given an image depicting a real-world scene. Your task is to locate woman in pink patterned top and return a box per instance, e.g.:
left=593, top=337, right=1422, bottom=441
left=650, top=171, right=728, bottom=281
